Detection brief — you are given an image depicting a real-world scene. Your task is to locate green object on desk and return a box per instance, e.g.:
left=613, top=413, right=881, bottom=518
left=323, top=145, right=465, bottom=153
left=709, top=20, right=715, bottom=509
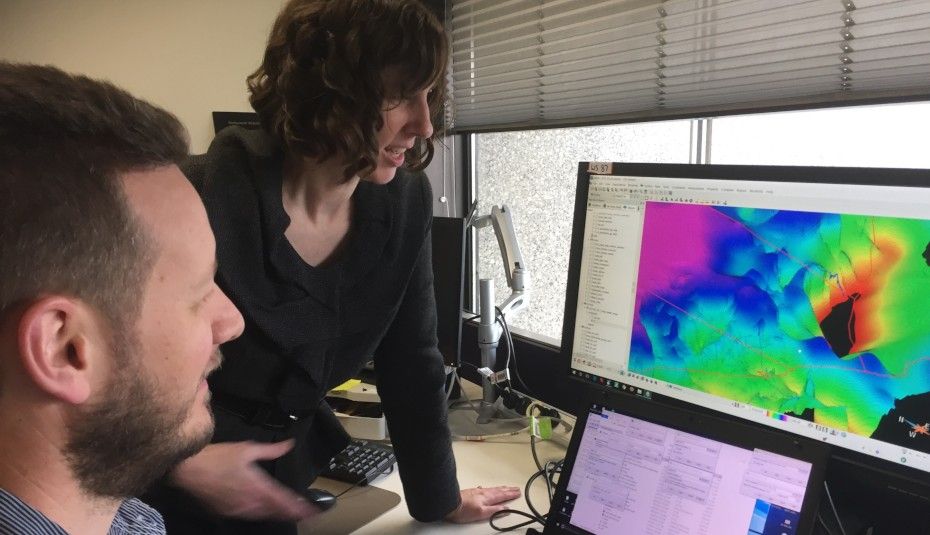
left=531, top=416, right=553, bottom=439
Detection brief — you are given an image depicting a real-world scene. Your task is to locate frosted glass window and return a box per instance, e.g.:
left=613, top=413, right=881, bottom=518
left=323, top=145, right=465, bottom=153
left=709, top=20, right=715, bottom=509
left=474, top=121, right=692, bottom=343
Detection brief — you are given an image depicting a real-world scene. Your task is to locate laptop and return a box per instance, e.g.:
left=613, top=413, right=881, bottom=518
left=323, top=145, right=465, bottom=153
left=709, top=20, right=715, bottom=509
left=544, top=391, right=830, bottom=535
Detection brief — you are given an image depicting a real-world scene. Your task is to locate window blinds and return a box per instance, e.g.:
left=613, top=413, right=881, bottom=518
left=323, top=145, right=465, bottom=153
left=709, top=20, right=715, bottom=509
left=448, top=0, right=930, bottom=132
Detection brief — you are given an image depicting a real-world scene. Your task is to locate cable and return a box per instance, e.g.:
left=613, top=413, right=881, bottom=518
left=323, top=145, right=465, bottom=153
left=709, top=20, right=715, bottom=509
left=464, top=199, right=479, bottom=228
left=455, top=362, right=509, bottom=401
left=451, top=368, right=483, bottom=416
left=530, top=435, right=543, bottom=472
left=451, top=424, right=531, bottom=442
left=524, top=470, right=549, bottom=522
left=444, top=367, right=458, bottom=402
left=489, top=438, right=564, bottom=532
left=823, top=481, right=848, bottom=535
left=455, top=361, right=523, bottom=417
left=544, top=460, right=561, bottom=502
left=817, top=513, right=839, bottom=535
left=528, top=401, right=572, bottom=438
left=448, top=370, right=530, bottom=441
left=495, top=307, right=533, bottom=396
left=489, top=509, right=541, bottom=532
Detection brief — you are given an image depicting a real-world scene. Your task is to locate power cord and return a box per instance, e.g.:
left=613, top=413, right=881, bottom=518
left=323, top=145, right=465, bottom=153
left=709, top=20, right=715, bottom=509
left=495, top=306, right=533, bottom=396
left=488, top=465, right=555, bottom=531
left=459, top=310, right=531, bottom=399
left=489, top=413, right=564, bottom=532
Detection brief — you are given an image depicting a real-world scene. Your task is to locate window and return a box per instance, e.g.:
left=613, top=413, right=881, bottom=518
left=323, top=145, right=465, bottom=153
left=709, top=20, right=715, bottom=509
left=709, top=102, right=930, bottom=168
left=474, top=120, right=692, bottom=343
left=472, top=100, right=930, bottom=344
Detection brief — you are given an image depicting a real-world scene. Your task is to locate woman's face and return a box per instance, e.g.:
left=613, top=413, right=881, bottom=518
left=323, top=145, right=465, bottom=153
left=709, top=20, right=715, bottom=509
left=367, top=80, right=434, bottom=184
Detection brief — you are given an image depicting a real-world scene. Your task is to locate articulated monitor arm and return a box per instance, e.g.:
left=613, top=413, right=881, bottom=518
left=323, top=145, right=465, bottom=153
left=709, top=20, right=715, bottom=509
left=472, top=204, right=529, bottom=319
left=471, top=204, right=530, bottom=423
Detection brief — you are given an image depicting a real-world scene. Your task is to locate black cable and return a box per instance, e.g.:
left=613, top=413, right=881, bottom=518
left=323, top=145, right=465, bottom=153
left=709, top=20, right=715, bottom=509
left=495, top=307, right=533, bottom=395
left=529, top=435, right=556, bottom=501
left=530, top=435, right=543, bottom=472
left=459, top=361, right=481, bottom=372
left=488, top=418, right=565, bottom=533
left=489, top=509, right=542, bottom=532
left=543, top=460, right=562, bottom=502
left=449, top=369, right=526, bottom=427
left=493, top=311, right=512, bottom=373
left=331, top=458, right=397, bottom=499
left=487, top=466, right=550, bottom=531
left=332, top=475, right=368, bottom=498
left=524, top=469, right=550, bottom=522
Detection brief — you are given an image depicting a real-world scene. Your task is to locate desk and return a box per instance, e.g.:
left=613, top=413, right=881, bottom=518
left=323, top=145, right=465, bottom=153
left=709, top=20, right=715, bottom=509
left=307, top=379, right=572, bottom=534
left=353, top=436, right=567, bottom=534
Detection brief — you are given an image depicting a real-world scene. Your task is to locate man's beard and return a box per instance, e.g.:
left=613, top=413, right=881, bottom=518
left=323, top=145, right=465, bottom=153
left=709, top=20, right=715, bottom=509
left=63, top=330, right=216, bottom=499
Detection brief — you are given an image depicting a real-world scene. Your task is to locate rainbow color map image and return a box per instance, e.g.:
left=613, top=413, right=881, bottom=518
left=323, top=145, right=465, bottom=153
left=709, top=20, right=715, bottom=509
left=630, top=201, right=930, bottom=452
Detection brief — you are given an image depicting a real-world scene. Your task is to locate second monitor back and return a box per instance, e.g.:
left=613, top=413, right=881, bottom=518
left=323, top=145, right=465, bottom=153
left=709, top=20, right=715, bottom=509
left=431, top=216, right=466, bottom=368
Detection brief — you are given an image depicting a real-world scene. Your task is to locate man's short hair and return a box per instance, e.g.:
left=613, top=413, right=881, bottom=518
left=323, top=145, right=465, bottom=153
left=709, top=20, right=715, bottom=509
left=0, top=63, right=189, bottom=326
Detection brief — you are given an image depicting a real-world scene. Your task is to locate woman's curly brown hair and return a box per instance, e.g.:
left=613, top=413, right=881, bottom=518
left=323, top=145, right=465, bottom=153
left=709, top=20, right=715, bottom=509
left=248, top=0, right=447, bottom=180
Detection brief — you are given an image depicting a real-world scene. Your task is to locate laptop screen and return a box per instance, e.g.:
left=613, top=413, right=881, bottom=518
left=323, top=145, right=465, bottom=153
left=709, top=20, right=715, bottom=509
left=546, top=396, right=828, bottom=535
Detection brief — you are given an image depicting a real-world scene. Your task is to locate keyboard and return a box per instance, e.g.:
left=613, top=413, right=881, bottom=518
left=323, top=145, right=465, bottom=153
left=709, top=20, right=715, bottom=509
left=320, top=439, right=396, bottom=485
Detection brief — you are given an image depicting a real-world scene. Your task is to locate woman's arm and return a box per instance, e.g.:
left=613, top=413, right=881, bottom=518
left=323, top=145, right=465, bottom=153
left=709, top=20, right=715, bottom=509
left=168, top=440, right=319, bottom=521
left=373, top=179, right=520, bottom=522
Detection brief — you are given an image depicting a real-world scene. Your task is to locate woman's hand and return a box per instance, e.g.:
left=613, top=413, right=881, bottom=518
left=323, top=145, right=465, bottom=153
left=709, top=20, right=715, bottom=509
left=168, top=439, right=319, bottom=521
left=445, top=486, right=522, bottom=523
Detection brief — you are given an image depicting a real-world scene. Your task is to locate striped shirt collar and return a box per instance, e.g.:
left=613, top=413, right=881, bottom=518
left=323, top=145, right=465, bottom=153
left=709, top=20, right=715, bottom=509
left=0, top=488, right=165, bottom=535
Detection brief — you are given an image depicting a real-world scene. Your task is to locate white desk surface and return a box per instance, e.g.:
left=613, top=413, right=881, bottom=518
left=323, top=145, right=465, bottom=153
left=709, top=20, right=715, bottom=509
left=353, top=435, right=567, bottom=534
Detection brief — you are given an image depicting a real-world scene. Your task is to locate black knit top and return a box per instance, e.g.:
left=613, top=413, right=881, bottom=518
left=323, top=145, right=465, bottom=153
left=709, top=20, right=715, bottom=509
left=187, top=127, right=460, bottom=522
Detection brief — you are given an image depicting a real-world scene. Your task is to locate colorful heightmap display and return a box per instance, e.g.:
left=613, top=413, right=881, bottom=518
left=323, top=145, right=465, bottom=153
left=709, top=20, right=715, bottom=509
left=630, top=201, right=930, bottom=452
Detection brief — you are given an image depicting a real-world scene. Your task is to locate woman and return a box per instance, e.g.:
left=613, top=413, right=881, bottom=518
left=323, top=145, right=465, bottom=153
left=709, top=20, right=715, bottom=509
left=143, top=0, right=520, bottom=533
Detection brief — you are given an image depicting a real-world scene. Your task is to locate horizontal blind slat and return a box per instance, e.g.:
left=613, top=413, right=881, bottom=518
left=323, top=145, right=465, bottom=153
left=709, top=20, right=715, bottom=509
left=449, top=0, right=930, bottom=132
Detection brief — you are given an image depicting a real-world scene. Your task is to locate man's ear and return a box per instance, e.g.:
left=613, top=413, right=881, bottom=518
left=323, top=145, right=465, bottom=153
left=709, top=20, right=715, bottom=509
left=17, top=296, right=97, bottom=405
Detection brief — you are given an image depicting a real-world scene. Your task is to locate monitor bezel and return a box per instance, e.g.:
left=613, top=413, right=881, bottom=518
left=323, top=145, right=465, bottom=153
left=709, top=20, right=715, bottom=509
left=562, top=162, right=930, bottom=381
left=559, top=162, right=930, bottom=504
left=544, top=388, right=830, bottom=535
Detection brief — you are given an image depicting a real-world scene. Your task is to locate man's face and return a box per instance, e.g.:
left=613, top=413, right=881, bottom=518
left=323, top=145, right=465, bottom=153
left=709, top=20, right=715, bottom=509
left=122, top=165, right=243, bottom=443
left=65, top=165, right=243, bottom=498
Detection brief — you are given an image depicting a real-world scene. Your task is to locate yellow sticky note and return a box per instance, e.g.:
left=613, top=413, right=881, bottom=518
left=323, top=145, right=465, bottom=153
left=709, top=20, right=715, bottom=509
left=330, top=379, right=361, bottom=393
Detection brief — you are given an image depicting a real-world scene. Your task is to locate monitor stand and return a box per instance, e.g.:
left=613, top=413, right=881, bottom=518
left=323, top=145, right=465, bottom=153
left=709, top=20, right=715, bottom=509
left=446, top=379, right=528, bottom=439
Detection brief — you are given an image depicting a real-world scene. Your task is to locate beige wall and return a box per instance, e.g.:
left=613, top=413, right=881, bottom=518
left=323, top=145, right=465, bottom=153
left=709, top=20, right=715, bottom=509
left=0, top=0, right=457, bottom=213
left=0, top=0, right=286, bottom=153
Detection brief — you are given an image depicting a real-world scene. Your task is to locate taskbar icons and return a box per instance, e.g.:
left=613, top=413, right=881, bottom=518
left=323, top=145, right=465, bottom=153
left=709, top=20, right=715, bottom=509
left=618, top=369, right=661, bottom=386
left=570, top=369, right=653, bottom=399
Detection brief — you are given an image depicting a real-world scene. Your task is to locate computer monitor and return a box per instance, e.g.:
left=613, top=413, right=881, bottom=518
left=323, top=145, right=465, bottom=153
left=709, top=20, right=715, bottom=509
left=432, top=216, right=467, bottom=368
left=561, top=162, right=930, bottom=498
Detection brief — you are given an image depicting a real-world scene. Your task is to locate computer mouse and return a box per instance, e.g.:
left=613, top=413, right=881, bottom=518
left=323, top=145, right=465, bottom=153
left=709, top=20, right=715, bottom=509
left=301, top=487, right=337, bottom=511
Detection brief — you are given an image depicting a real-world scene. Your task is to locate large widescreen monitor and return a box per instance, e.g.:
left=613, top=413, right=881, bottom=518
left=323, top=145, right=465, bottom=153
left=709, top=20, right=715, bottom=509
left=561, top=162, right=930, bottom=491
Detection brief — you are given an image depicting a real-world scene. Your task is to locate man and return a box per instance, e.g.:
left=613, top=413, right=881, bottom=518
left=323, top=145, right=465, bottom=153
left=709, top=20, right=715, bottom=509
left=0, top=63, right=245, bottom=534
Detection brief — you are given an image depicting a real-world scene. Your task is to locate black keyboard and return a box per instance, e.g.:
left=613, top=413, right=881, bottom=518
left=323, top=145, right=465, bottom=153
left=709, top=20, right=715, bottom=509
left=320, top=440, right=396, bottom=485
